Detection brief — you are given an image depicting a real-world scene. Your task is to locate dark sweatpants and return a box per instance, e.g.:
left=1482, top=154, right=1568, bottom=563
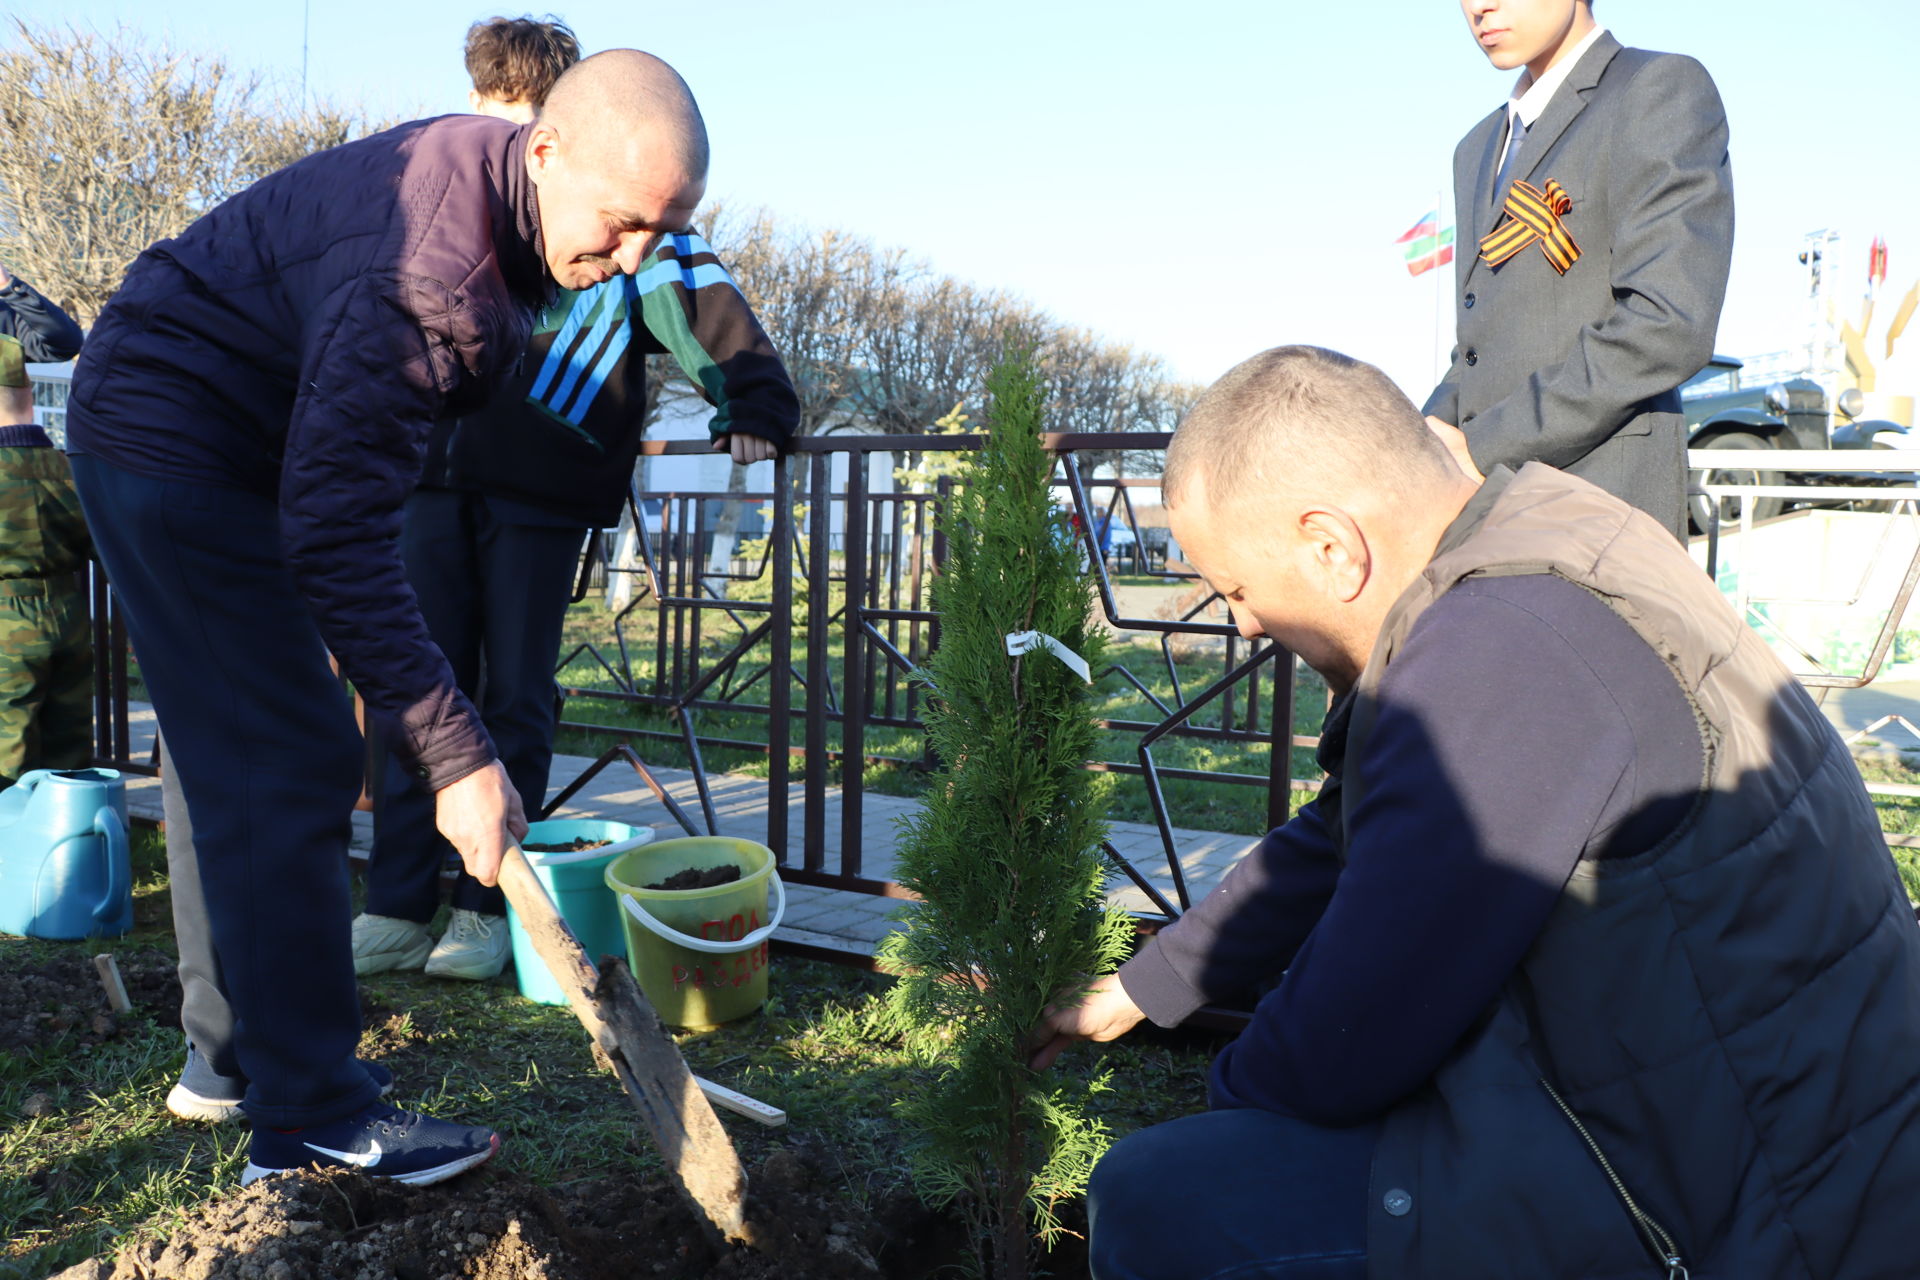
left=365, top=489, right=585, bottom=922
left=69, top=454, right=380, bottom=1127
left=1088, top=1109, right=1374, bottom=1279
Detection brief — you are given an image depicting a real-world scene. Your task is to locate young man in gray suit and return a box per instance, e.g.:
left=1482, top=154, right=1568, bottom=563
left=1423, top=0, right=1734, bottom=538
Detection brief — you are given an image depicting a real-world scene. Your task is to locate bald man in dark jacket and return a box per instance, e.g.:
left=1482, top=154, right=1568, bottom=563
left=66, top=51, right=713, bottom=1185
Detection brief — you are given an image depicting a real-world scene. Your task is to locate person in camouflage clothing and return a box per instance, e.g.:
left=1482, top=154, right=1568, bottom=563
left=0, top=317, right=93, bottom=785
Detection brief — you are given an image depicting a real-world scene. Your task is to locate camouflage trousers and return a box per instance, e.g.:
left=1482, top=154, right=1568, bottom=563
left=0, top=578, right=93, bottom=786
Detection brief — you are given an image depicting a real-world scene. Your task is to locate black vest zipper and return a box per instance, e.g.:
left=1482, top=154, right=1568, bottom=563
left=1540, top=1078, right=1689, bottom=1279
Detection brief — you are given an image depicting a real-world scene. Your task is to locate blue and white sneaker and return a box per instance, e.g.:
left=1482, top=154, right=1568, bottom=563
left=166, top=1045, right=395, bottom=1123
left=241, top=1102, right=499, bottom=1186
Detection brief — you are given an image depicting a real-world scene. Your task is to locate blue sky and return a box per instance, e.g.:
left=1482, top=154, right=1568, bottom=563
left=24, top=1, right=1920, bottom=399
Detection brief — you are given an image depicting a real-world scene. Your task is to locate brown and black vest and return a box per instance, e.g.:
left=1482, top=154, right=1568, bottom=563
left=1351, top=464, right=1920, bottom=1279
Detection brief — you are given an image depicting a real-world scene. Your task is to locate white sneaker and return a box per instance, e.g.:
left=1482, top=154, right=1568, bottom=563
left=351, top=913, right=433, bottom=975
left=425, top=909, right=512, bottom=981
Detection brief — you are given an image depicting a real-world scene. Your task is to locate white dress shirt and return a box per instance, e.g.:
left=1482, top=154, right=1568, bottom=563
left=1497, top=26, right=1610, bottom=166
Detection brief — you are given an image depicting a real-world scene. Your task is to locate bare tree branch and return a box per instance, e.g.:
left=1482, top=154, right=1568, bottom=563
left=0, top=21, right=396, bottom=326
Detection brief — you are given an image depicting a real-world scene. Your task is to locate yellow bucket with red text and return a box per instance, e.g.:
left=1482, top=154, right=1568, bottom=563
left=604, top=836, right=785, bottom=1029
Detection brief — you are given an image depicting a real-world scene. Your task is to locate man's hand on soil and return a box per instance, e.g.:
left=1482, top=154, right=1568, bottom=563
left=433, top=760, right=527, bottom=887
left=1425, top=416, right=1484, bottom=483
left=715, top=432, right=777, bottom=465
left=1027, top=972, right=1148, bottom=1070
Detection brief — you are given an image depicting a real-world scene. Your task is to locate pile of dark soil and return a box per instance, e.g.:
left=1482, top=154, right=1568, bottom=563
left=644, top=864, right=742, bottom=892
left=47, top=1147, right=913, bottom=1280
left=523, top=839, right=613, bottom=854
left=0, top=946, right=179, bottom=1056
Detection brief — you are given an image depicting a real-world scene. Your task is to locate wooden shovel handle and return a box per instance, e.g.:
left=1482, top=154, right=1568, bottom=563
left=494, top=845, right=758, bottom=1250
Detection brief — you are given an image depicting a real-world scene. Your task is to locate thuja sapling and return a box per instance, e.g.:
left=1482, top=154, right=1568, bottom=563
left=877, top=348, right=1133, bottom=1279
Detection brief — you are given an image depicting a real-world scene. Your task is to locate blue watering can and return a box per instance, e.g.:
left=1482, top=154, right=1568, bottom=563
left=0, top=768, right=131, bottom=939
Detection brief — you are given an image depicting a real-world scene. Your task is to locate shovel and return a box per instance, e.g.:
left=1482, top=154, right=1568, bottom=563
left=496, top=843, right=758, bottom=1251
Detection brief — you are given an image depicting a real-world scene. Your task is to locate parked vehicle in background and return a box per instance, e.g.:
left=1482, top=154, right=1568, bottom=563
left=1685, top=230, right=1920, bottom=532
left=1684, top=354, right=1911, bottom=531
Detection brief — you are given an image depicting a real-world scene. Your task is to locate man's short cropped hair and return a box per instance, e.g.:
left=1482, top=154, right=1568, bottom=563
left=1162, top=345, right=1459, bottom=512
left=465, top=16, right=581, bottom=107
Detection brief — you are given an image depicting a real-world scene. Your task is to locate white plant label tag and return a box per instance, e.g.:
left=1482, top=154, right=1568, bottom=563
left=1004, top=630, right=1092, bottom=683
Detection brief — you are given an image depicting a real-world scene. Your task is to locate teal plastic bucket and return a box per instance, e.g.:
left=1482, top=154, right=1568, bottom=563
left=505, top=819, right=653, bottom=1005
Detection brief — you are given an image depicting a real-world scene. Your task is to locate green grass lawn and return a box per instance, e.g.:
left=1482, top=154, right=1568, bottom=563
left=0, top=827, right=1214, bottom=1280
left=1104, top=572, right=1195, bottom=590
left=1844, top=758, right=1920, bottom=901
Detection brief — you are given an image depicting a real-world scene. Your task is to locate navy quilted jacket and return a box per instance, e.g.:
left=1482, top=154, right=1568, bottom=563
left=66, top=115, right=550, bottom=788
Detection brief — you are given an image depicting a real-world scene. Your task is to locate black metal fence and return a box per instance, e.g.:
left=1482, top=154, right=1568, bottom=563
left=81, top=433, right=1920, bottom=989
left=90, top=435, right=1920, bottom=974
left=546, top=434, right=1306, bottom=925
left=87, top=433, right=1312, bottom=963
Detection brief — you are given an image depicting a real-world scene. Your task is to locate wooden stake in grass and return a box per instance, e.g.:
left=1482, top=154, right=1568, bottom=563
left=92, top=953, right=131, bottom=1015
left=694, top=1076, right=787, bottom=1128
left=496, top=846, right=759, bottom=1253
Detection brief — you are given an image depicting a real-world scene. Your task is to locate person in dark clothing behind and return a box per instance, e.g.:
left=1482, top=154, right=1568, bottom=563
left=0, top=269, right=92, bottom=782
left=352, top=16, right=797, bottom=982
left=0, top=262, right=84, bottom=362
left=1032, top=346, right=1920, bottom=1279
left=64, top=50, right=716, bottom=1187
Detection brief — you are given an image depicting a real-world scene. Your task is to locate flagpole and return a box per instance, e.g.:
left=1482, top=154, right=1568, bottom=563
left=1433, top=186, right=1446, bottom=387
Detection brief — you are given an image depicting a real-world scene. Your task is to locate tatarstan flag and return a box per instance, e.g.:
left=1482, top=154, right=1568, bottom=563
left=1397, top=210, right=1456, bottom=277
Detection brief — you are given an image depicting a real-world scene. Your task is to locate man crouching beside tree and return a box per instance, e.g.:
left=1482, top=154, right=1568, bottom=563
left=1032, top=345, right=1920, bottom=1280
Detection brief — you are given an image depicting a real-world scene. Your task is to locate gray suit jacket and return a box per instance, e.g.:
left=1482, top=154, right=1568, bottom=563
left=1423, top=34, right=1734, bottom=537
